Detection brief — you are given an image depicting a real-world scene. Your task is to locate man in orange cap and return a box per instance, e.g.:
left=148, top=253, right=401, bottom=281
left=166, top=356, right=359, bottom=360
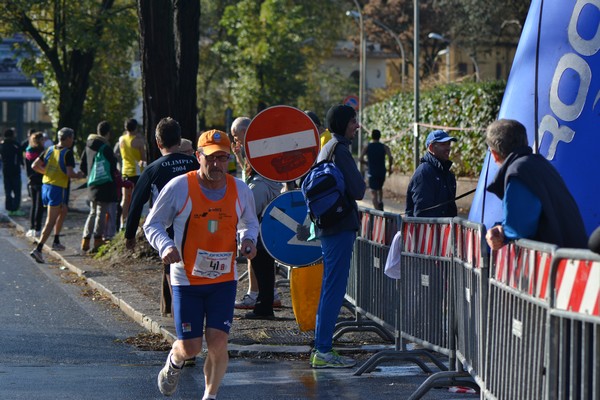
left=144, top=129, right=259, bottom=399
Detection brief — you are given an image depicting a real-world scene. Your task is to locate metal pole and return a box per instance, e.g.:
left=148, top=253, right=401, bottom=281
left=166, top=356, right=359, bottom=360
left=469, top=54, right=480, bottom=82
left=373, top=20, right=406, bottom=89
left=413, top=0, right=420, bottom=171
left=352, top=0, right=364, bottom=157
left=446, top=46, right=450, bottom=82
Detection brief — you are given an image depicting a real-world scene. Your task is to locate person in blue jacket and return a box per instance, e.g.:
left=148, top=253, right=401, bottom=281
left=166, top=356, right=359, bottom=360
left=405, top=129, right=458, bottom=217
left=484, top=119, right=587, bottom=250
left=311, top=104, right=366, bottom=369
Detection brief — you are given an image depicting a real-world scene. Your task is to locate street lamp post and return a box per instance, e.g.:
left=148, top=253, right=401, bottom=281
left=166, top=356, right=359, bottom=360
left=435, top=48, right=451, bottom=83
left=428, top=32, right=480, bottom=82
left=347, top=11, right=406, bottom=89
left=428, top=32, right=450, bottom=82
left=372, top=19, right=406, bottom=89
left=413, top=0, right=420, bottom=171
left=348, top=1, right=365, bottom=158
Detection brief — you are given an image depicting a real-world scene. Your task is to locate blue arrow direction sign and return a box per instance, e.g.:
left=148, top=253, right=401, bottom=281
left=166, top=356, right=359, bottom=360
left=260, top=190, right=322, bottom=266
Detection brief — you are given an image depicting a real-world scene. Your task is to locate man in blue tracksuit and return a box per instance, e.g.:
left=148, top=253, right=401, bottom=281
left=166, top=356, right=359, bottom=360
left=311, top=105, right=366, bottom=368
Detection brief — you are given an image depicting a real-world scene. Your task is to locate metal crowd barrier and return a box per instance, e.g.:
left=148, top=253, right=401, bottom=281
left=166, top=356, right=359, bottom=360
left=546, top=248, right=600, bottom=400
left=334, top=208, right=400, bottom=343
left=453, top=218, right=489, bottom=384
left=399, top=217, right=455, bottom=356
left=408, top=218, right=489, bottom=398
left=335, top=211, right=599, bottom=400
left=354, top=216, right=456, bottom=378
left=483, top=239, right=557, bottom=399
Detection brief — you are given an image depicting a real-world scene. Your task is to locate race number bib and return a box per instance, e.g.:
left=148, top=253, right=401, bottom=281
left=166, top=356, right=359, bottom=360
left=192, top=250, right=233, bottom=279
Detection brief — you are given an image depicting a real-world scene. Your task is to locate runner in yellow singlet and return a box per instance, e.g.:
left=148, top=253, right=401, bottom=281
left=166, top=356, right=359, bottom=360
left=118, top=118, right=146, bottom=229
left=29, top=128, right=84, bottom=263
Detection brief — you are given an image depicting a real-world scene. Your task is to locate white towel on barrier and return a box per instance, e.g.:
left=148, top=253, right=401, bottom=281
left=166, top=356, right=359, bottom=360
left=384, top=231, right=402, bottom=279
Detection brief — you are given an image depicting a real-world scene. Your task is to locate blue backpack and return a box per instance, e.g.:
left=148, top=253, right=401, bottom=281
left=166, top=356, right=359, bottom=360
left=301, top=141, right=352, bottom=229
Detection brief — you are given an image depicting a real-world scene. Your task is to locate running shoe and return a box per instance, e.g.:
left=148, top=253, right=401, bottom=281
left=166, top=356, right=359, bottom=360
left=157, top=350, right=183, bottom=396
left=234, top=294, right=256, bottom=309
left=30, top=249, right=45, bottom=264
left=52, top=242, right=66, bottom=251
left=310, top=349, right=356, bottom=369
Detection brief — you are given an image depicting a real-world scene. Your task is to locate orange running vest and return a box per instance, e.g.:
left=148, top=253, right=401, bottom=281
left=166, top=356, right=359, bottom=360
left=179, top=171, right=239, bottom=285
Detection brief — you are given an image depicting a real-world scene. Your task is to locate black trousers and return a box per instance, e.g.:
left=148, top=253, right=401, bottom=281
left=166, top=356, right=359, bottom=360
left=28, top=183, right=44, bottom=231
left=250, top=240, right=275, bottom=316
left=160, top=263, right=172, bottom=317
left=4, top=173, right=21, bottom=212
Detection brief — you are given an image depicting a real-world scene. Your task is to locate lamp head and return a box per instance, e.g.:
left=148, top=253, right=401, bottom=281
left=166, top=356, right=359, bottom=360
left=346, top=10, right=360, bottom=19
left=428, top=32, right=449, bottom=42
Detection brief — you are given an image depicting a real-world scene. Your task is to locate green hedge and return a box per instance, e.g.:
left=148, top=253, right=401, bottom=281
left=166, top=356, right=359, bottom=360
left=363, top=81, right=506, bottom=177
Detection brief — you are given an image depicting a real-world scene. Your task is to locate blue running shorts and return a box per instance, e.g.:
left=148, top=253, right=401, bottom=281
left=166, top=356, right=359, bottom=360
left=172, top=280, right=237, bottom=340
left=41, top=184, right=68, bottom=207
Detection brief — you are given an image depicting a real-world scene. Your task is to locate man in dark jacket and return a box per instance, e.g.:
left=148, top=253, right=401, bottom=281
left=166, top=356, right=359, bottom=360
left=2, top=128, right=25, bottom=216
left=80, top=121, right=119, bottom=252
left=485, top=119, right=587, bottom=249
left=405, top=129, right=457, bottom=217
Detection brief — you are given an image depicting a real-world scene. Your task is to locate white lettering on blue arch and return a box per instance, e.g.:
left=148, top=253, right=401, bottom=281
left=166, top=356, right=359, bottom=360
left=539, top=0, right=600, bottom=160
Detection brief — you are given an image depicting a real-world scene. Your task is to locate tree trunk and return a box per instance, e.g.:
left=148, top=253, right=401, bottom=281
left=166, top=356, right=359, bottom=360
left=137, top=0, right=178, bottom=161
left=57, top=50, right=96, bottom=142
left=137, top=0, right=200, bottom=162
left=174, top=0, right=200, bottom=143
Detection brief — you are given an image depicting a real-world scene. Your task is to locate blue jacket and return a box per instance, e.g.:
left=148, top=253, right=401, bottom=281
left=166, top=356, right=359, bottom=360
left=487, top=146, right=587, bottom=248
left=405, top=152, right=457, bottom=217
left=316, top=134, right=365, bottom=237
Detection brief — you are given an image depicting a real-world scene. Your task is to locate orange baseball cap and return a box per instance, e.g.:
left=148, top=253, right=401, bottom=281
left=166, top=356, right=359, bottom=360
left=197, top=129, right=231, bottom=155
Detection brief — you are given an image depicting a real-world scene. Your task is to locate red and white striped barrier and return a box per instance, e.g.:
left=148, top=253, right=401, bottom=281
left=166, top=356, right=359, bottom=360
left=493, top=243, right=554, bottom=301
left=360, top=211, right=392, bottom=245
left=555, top=259, right=600, bottom=316
left=403, top=221, right=452, bottom=257
left=454, top=224, right=484, bottom=269
left=360, top=212, right=370, bottom=238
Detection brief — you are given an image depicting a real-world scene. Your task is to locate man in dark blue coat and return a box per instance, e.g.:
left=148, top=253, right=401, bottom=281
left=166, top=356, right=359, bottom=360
left=405, top=129, right=458, bottom=217
left=485, top=119, right=587, bottom=249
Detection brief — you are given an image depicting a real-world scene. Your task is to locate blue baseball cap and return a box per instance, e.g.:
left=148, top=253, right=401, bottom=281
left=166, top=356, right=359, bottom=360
left=425, top=130, right=457, bottom=147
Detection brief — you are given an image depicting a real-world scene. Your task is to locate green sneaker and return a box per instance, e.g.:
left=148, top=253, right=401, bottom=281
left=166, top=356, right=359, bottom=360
left=309, top=348, right=317, bottom=366
left=310, top=349, right=356, bottom=369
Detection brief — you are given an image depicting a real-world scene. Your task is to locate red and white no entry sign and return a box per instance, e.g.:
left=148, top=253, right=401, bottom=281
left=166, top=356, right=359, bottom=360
left=244, top=105, right=320, bottom=182
left=343, top=95, right=359, bottom=111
